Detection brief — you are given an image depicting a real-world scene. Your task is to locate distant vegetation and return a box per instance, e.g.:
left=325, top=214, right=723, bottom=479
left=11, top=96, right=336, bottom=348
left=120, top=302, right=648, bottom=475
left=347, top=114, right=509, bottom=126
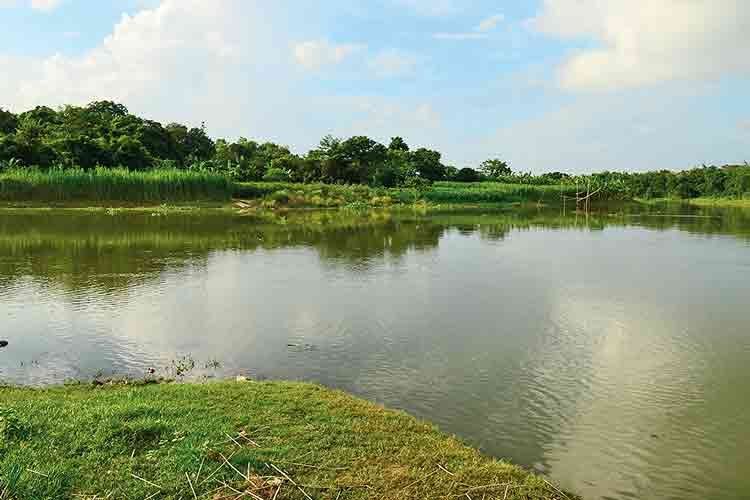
left=1, top=100, right=748, bottom=202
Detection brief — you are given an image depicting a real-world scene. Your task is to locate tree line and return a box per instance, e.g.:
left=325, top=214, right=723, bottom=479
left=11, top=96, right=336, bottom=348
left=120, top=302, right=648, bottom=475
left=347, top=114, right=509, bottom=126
left=0, top=100, right=509, bottom=187
left=1, top=101, right=748, bottom=198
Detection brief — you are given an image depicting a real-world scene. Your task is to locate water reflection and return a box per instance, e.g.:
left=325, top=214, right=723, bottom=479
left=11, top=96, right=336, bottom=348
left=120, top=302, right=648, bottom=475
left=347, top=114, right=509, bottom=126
left=1, top=205, right=749, bottom=500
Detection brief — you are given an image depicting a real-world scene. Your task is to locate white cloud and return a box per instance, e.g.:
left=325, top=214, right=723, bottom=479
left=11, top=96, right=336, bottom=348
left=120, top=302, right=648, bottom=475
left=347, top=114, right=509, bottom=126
left=0, top=0, right=444, bottom=160
left=30, top=0, right=61, bottom=10
left=292, top=39, right=362, bottom=70
left=0, top=0, right=272, bottom=132
left=339, top=97, right=443, bottom=148
left=368, top=49, right=417, bottom=77
left=482, top=85, right=746, bottom=173
left=477, top=14, right=504, bottom=32
left=530, top=0, right=750, bottom=91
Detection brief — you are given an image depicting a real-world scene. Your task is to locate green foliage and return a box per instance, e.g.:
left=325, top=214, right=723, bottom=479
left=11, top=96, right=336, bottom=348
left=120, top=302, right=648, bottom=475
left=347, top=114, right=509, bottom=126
left=0, top=108, right=18, bottom=134
left=453, top=167, right=481, bottom=182
left=0, top=101, right=747, bottom=200
left=479, top=158, right=511, bottom=178
left=388, top=136, right=410, bottom=152
left=569, top=165, right=750, bottom=200
left=427, top=181, right=577, bottom=204
left=0, top=101, right=457, bottom=187
left=410, top=147, right=445, bottom=182
left=262, top=167, right=291, bottom=182
left=0, top=407, right=30, bottom=443
left=0, top=168, right=232, bottom=203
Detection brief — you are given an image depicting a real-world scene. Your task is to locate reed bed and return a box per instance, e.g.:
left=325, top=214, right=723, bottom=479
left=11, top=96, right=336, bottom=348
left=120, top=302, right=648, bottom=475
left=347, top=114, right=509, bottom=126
left=424, top=181, right=579, bottom=204
left=0, top=168, right=232, bottom=203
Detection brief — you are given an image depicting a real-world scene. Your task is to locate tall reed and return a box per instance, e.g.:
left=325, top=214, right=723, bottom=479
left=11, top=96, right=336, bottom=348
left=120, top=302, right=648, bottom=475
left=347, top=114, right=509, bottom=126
left=0, top=168, right=232, bottom=203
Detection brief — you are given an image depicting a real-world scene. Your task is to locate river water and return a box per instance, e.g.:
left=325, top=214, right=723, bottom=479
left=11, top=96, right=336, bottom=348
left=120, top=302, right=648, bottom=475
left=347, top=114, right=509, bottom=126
left=1, top=205, right=749, bottom=500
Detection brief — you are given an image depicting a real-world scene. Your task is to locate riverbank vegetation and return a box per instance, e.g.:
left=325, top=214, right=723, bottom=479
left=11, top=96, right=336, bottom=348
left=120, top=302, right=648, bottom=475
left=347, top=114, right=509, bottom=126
left=0, top=381, right=573, bottom=499
left=0, top=167, right=231, bottom=203
left=1, top=101, right=748, bottom=204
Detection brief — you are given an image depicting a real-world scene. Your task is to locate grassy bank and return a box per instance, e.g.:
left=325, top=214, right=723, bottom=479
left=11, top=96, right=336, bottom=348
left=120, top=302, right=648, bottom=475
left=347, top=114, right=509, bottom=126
left=0, top=168, right=232, bottom=203
left=634, top=196, right=750, bottom=209
left=0, top=168, right=579, bottom=208
left=233, top=181, right=579, bottom=209
left=0, top=381, right=572, bottom=500
left=2, top=169, right=747, bottom=210
left=676, top=197, right=750, bottom=208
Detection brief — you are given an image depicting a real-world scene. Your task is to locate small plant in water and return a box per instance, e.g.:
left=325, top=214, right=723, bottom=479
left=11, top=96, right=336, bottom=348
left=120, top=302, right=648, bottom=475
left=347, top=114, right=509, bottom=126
left=204, top=359, right=221, bottom=370
left=170, top=355, right=196, bottom=378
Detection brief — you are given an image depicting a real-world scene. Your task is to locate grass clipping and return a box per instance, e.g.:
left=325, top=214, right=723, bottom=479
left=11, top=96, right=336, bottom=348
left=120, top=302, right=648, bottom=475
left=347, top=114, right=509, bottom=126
left=0, top=381, right=576, bottom=499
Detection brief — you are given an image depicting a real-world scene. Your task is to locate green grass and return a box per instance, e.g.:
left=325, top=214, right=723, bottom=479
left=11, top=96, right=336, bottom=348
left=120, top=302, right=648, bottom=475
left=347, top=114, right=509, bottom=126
left=232, top=181, right=580, bottom=209
left=0, top=381, right=574, bottom=500
left=675, top=197, right=750, bottom=208
left=424, top=182, right=578, bottom=205
left=0, top=168, right=233, bottom=203
left=633, top=196, right=750, bottom=208
left=2, top=169, right=748, bottom=210
left=233, top=182, right=395, bottom=209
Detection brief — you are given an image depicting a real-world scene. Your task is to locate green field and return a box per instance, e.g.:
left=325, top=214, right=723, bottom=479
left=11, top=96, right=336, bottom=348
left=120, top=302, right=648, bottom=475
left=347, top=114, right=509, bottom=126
left=0, top=381, right=573, bottom=500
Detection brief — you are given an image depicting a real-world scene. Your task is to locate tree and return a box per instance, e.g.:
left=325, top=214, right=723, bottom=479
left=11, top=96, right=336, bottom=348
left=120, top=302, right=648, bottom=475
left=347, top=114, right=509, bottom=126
left=184, top=124, right=215, bottom=162
left=0, top=108, right=18, bottom=134
left=112, top=136, right=152, bottom=170
left=454, top=167, right=481, bottom=182
left=411, top=148, right=445, bottom=182
left=310, top=135, right=388, bottom=184
left=388, top=136, right=409, bottom=152
left=86, top=100, right=128, bottom=118
left=338, top=136, right=388, bottom=184
left=479, top=159, right=511, bottom=178
left=12, top=118, right=57, bottom=166
left=136, top=120, right=176, bottom=161
left=166, top=123, right=215, bottom=165
left=18, top=106, right=58, bottom=129
left=47, top=135, right=108, bottom=169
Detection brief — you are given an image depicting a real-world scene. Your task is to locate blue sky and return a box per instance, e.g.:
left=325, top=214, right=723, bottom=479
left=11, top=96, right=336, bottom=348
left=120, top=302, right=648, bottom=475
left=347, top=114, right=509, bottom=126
left=1, top=0, right=748, bottom=172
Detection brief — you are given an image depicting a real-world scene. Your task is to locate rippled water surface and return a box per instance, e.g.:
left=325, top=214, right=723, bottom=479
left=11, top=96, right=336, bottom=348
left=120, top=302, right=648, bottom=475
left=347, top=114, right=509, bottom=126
left=1, top=205, right=749, bottom=500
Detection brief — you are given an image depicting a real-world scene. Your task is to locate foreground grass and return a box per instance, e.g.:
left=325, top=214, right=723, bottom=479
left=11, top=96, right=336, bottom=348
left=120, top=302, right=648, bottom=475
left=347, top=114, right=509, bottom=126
left=0, top=381, right=573, bottom=500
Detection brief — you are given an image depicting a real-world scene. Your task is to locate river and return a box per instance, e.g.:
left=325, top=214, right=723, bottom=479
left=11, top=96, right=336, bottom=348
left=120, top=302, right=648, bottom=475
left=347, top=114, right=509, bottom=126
left=1, top=204, right=748, bottom=500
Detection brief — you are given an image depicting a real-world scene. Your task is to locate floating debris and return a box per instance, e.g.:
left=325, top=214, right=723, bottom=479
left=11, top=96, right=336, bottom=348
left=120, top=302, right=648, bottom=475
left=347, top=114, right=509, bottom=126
left=287, top=343, right=318, bottom=352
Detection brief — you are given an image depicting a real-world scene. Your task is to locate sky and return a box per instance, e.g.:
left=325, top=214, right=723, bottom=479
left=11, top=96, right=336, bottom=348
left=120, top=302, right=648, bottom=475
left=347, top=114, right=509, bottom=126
left=0, top=0, right=748, bottom=173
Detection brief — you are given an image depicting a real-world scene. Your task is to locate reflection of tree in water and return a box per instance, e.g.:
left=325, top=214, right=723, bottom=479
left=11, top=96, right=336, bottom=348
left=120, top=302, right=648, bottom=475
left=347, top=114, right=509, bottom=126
left=0, top=204, right=747, bottom=293
left=311, top=220, right=444, bottom=264
left=0, top=212, right=445, bottom=292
